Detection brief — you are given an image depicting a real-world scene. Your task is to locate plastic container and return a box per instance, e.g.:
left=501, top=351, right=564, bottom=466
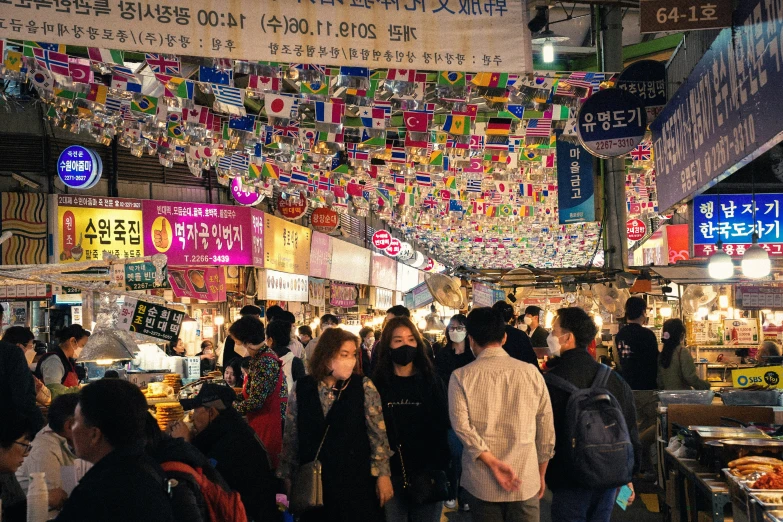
left=26, top=472, right=48, bottom=522
left=657, top=390, right=715, bottom=406
left=721, top=388, right=781, bottom=406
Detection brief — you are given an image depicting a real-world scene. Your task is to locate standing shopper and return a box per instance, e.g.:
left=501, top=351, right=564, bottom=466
left=0, top=338, right=45, bottom=433
left=279, top=328, right=393, bottom=522
left=522, top=306, right=549, bottom=349
left=265, top=319, right=306, bottom=396
left=545, top=307, right=640, bottom=522
left=449, top=307, right=555, bottom=522
left=434, top=314, right=474, bottom=510
left=220, top=305, right=262, bottom=367
left=4, top=327, right=51, bottom=407
left=373, top=317, right=450, bottom=522
left=229, top=316, right=287, bottom=468
left=615, top=297, right=659, bottom=390
left=359, top=326, right=375, bottom=375
left=658, top=319, right=711, bottom=390
left=492, top=301, right=539, bottom=368
left=37, top=325, right=90, bottom=399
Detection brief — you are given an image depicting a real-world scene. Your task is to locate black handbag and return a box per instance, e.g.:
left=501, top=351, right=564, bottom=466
left=389, top=403, right=450, bottom=505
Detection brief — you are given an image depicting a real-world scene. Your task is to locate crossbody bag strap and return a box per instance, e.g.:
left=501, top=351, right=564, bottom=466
left=388, top=403, right=410, bottom=487
left=313, top=376, right=351, bottom=461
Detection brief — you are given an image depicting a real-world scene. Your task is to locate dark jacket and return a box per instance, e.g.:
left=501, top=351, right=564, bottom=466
left=434, top=343, right=475, bottom=387
left=545, top=348, right=641, bottom=490
left=0, top=472, right=26, bottom=522
left=503, top=325, right=539, bottom=368
left=191, top=407, right=279, bottom=522
left=529, top=325, right=549, bottom=348
left=615, top=323, right=660, bottom=390
left=222, top=337, right=238, bottom=369
left=0, top=342, right=45, bottom=432
left=55, top=447, right=175, bottom=522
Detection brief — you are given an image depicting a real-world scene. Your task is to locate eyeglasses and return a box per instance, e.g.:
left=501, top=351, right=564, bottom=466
left=14, top=441, right=32, bottom=456
left=448, top=326, right=466, bottom=332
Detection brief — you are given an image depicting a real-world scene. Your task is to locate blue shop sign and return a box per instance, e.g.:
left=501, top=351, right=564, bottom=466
left=577, top=88, right=647, bottom=158
left=616, top=59, right=667, bottom=121
left=693, top=193, right=783, bottom=257
left=556, top=138, right=595, bottom=224
left=57, top=145, right=102, bottom=190
left=651, top=0, right=783, bottom=213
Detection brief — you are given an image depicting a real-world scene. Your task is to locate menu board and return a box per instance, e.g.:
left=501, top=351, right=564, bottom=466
left=472, top=282, right=496, bottom=308
left=168, top=267, right=226, bottom=302
left=264, top=214, right=312, bottom=275
left=330, top=282, right=357, bottom=308
left=251, top=209, right=265, bottom=268
left=736, top=286, right=783, bottom=310
left=723, top=318, right=760, bottom=345
left=370, top=253, right=397, bottom=290
left=309, top=278, right=326, bottom=308
left=117, top=298, right=184, bottom=342
left=257, top=269, right=309, bottom=302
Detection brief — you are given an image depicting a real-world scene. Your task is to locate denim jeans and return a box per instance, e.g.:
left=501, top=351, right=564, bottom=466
left=384, top=477, right=443, bottom=522
left=447, top=428, right=463, bottom=500
left=463, top=490, right=540, bottom=522
left=550, top=487, right=616, bottom=522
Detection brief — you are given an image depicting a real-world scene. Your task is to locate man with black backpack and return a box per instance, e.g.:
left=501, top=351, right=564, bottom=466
left=544, top=307, right=640, bottom=522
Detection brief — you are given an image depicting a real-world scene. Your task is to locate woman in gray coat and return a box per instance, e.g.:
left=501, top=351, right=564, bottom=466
left=657, top=319, right=710, bottom=391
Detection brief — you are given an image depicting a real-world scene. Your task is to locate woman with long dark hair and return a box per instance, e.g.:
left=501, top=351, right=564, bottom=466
left=657, top=319, right=710, bottom=390
left=372, top=317, right=450, bottom=522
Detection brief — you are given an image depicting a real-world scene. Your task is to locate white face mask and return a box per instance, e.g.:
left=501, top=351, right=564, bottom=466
left=25, top=348, right=35, bottom=365
left=74, top=347, right=84, bottom=359
left=330, top=357, right=355, bottom=381
left=364, top=338, right=375, bottom=348
left=546, top=333, right=562, bottom=357
left=448, top=330, right=467, bottom=343
left=523, top=316, right=533, bottom=326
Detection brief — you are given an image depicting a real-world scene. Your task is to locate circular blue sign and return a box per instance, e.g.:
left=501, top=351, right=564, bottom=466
left=577, top=88, right=648, bottom=159
left=57, top=145, right=102, bottom=189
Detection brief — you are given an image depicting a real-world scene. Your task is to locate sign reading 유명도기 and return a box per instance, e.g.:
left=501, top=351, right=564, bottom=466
left=0, top=1, right=531, bottom=72
left=577, top=88, right=647, bottom=158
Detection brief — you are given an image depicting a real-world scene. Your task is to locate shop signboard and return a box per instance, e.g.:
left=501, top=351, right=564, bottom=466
left=142, top=200, right=254, bottom=266
left=56, top=195, right=143, bottom=263
left=651, top=0, right=783, bottom=212
left=397, top=263, right=420, bottom=293
left=230, top=178, right=264, bottom=206
left=693, top=194, right=783, bottom=257
left=264, top=214, right=311, bottom=274
left=0, top=285, right=48, bottom=300
left=577, top=89, right=647, bottom=158
left=556, top=139, right=595, bottom=224
left=168, top=266, right=226, bottom=302
left=277, top=193, right=308, bottom=220
left=410, top=282, right=434, bottom=309
left=251, top=209, right=265, bottom=268
left=309, top=278, right=326, bottom=308
left=616, top=60, right=667, bottom=122
left=117, top=297, right=184, bottom=342
left=667, top=224, right=690, bottom=264
left=0, top=1, right=529, bottom=72
left=329, top=239, right=370, bottom=285
left=732, top=366, right=783, bottom=389
left=72, top=306, right=83, bottom=326
left=57, top=145, right=102, bottom=190
left=258, top=269, right=309, bottom=302
left=472, top=282, right=496, bottom=308
left=386, top=238, right=402, bottom=257
left=370, top=253, right=398, bottom=290
left=330, top=282, right=357, bottom=308
left=736, top=286, right=783, bottom=310
left=723, top=318, right=759, bottom=345
left=373, top=287, right=394, bottom=311
left=372, top=230, right=392, bottom=250
left=640, top=0, right=732, bottom=33
left=311, top=208, right=339, bottom=234
left=125, top=262, right=169, bottom=291
left=309, top=232, right=332, bottom=279
left=627, top=219, right=647, bottom=241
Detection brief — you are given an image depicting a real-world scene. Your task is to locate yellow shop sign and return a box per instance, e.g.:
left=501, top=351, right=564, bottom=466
left=732, top=366, right=783, bottom=389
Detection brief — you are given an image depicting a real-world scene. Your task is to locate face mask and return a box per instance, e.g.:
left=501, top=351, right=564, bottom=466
left=546, top=333, right=562, bottom=357
left=365, top=338, right=375, bottom=348
left=25, top=348, right=35, bottom=365
left=523, top=316, right=533, bottom=326
left=74, top=347, right=83, bottom=359
left=390, top=345, right=417, bottom=366
left=448, top=330, right=467, bottom=343
left=330, top=357, right=355, bottom=381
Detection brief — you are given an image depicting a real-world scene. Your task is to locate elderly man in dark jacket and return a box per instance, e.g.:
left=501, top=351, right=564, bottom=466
left=0, top=341, right=45, bottom=432
left=171, top=383, right=280, bottom=522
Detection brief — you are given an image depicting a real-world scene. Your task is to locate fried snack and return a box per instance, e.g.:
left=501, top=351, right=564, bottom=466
left=730, top=456, right=783, bottom=468
left=752, top=467, right=783, bottom=489
left=155, top=402, right=184, bottom=431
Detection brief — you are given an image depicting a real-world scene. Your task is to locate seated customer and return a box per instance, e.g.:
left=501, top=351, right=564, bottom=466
left=758, top=341, right=782, bottom=366
left=0, top=414, right=35, bottom=522
left=170, top=383, right=280, bottom=521
left=54, top=379, right=175, bottom=522
left=17, top=394, right=84, bottom=513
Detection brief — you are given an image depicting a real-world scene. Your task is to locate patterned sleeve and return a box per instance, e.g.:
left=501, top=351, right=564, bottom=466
left=277, top=383, right=299, bottom=480
left=234, top=354, right=280, bottom=415
left=362, top=377, right=393, bottom=477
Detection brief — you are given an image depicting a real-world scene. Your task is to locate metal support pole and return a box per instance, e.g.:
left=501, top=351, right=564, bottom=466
left=600, top=5, right=628, bottom=272
left=109, top=137, right=119, bottom=197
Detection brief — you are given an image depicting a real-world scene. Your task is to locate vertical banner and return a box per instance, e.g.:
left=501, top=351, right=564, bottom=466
left=556, top=140, right=595, bottom=224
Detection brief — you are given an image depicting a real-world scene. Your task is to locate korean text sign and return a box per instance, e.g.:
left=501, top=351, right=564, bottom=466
left=56, top=195, right=143, bottom=263
left=556, top=139, right=595, bottom=224
left=125, top=262, right=169, bottom=291
left=118, top=297, right=184, bottom=342
left=651, top=0, right=783, bottom=212
left=264, top=214, right=312, bottom=275
left=577, top=88, right=647, bottom=158
left=142, top=200, right=254, bottom=265
left=0, top=0, right=530, bottom=72
left=693, top=193, right=783, bottom=257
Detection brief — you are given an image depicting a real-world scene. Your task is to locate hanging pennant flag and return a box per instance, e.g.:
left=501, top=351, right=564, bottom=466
left=300, top=79, right=328, bottom=95
left=28, top=68, right=54, bottom=91
left=463, top=158, right=485, bottom=173
left=493, top=181, right=515, bottom=195
left=387, top=69, right=417, bottom=82
left=23, top=41, right=65, bottom=56
left=229, top=114, right=256, bottom=132
left=443, top=114, right=470, bottom=135
left=503, top=105, right=525, bottom=120
left=486, top=118, right=512, bottom=136
left=249, top=75, right=281, bottom=91
left=145, top=53, right=181, bottom=75
left=339, top=66, right=369, bottom=78
left=438, top=71, right=466, bottom=87
left=466, top=178, right=483, bottom=193
left=199, top=65, right=233, bottom=85
left=403, top=111, right=429, bottom=132
left=87, top=47, right=124, bottom=65
left=472, top=72, right=509, bottom=88
left=85, top=83, right=108, bottom=105
left=111, top=73, right=142, bottom=93
left=261, top=162, right=280, bottom=179
left=264, top=93, right=299, bottom=119
left=315, top=101, right=344, bottom=124
left=213, top=85, right=245, bottom=115
left=68, top=58, right=93, bottom=84
left=291, top=169, right=309, bottom=185
left=4, top=50, right=22, bottom=72
left=405, top=133, right=429, bottom=149
left=416, top=172, right=432, bottom=187
left=358, top=106, right=387, bottom=129
left=544, top=104, right=571, bottom=120
left=32, top=48, right=69, bottom=76
left=525, top=118, right=552, bottom=137
left=171, top=79, right=194, bottom=100
left=131, top=95, right=158, bottom=115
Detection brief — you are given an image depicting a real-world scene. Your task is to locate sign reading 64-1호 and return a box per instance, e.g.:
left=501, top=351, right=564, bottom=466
left=577, top=89, right=647, bottom=158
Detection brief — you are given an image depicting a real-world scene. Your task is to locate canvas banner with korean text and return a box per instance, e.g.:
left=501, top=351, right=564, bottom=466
left=55, top=195, right=143, bottom=263
left=0, top=0, right=530, bottom=72
left=264, top=214, right=312, bottom=275
left=118, top=297, right=184, bottom=342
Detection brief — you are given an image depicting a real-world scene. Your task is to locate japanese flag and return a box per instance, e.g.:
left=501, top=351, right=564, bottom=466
left=494, top=181, right=514, bottom=195
left=264, top=93, right=298, bottom=119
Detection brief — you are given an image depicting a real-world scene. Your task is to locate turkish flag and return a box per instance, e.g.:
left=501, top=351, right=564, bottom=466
left=68, top=58, right=93, bottom=84
left=403, top=111, right=429, bottom=132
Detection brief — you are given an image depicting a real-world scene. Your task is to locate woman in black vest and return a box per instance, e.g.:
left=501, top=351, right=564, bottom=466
left=278, top=328, right=393, bottom=522
left=373, top=317, right=450, bottom=522
left=36, top=325, right=89, bottom=399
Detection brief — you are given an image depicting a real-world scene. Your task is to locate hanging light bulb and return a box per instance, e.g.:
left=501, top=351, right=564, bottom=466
left=718, top=291, right=729, bottom=309
left=742, top=234, right=770, bottom=278
left=708, top=241, right=734, bottom=280
left=660, top=305, right=673, bottom=318
left=542, top=41, right=555, bottom=63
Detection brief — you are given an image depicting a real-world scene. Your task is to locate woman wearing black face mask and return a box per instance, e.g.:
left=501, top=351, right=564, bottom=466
left=372, top=317, right=450, bottom=522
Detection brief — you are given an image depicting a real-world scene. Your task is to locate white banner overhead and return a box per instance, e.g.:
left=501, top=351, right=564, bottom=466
left=0, top=0, right=531, bottom=73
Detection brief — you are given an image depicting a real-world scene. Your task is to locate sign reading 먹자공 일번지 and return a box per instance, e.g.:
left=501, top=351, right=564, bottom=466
left=650, top=0, right=783, bottom=212
left=640, top=0, right=732, bottom=34
left=556, top=139, right=595, bottom=224
left=264, top=214, right=311, bottom=275
left=56, top=195, right=143, bottom=262
left=693, top=193, right=783, bottom=257
left=0, top=2, right=530, bottom=72
left=117, top=297, right=184, bottom=342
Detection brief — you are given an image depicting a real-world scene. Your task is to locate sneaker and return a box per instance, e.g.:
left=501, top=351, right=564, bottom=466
left=461, top=503, right=470, bottom=512
left=445, top=500, right=457, bottom=509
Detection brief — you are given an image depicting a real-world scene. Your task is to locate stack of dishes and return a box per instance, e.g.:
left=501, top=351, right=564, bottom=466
left=155, top=402, right=184, bottom=432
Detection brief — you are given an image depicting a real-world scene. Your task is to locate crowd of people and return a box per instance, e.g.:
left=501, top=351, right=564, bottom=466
left=2, top=295, right=746, bottom=522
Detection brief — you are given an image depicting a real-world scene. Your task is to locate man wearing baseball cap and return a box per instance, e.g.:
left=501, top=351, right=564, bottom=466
left=170, top=383, right=280, bottom=521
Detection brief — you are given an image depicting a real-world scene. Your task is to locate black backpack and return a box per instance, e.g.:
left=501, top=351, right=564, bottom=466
left=545, top=364, right=634, bottom=489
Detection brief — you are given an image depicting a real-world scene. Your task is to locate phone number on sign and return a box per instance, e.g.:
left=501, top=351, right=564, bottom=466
left=592, top=138, right=638, bottom=151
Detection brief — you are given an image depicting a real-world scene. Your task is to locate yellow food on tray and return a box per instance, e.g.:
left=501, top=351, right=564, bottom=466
left=729, top=456, right=783, bottom=468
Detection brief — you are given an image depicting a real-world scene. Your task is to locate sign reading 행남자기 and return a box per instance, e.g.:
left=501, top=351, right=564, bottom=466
left=650, top=0, right=783, bottom=213
left=640, top=0, right=733, bottom=34
left=0, top=1, right=530, bottom=72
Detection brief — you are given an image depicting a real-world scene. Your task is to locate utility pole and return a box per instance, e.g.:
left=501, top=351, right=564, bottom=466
left=600, top=5, right=627, bottom=272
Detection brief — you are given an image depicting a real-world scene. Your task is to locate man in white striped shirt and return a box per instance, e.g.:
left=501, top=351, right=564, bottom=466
left=449, top=307, right=555, bottom=521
